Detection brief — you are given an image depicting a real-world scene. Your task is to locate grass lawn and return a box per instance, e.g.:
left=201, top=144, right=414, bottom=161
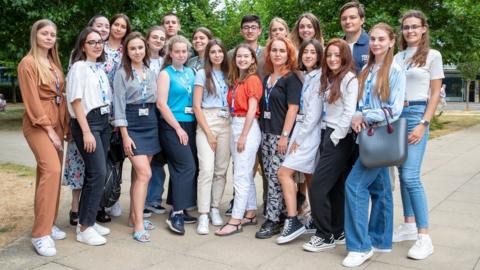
left=0, top=103, right=24, bottom=131
left=429, top=113, right=480, bottom=139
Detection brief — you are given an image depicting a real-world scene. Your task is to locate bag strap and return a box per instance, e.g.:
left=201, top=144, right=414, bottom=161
left=381, top=107, right=394, bottom=134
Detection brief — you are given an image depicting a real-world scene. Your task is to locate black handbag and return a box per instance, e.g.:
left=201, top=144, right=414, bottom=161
left=100, top=131, right=125, bottom=208
left=358, top=107, right=408, bottom=168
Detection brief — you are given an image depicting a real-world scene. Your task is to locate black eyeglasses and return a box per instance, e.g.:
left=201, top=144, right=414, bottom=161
left=402, top=24, right=422, bottom=31
left=242, top=25, right=259, bottom=31
left=85, top=40, right=104, bottom=47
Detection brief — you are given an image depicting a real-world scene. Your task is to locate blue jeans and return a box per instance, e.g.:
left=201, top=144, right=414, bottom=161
left=145, top=158, right=166, bottom=207
left=398, top=105, right=429, bottom=228
left=345, top=159, right=393, bottom=252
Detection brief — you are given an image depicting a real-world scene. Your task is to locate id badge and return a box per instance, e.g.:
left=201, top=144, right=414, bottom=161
left=139, top=108, right=149, bottom=116
left=217, top=110, right=229, bottom=118
left=296, top=114, right=305, bottom=123
left=55, top=96, right=61, bottom=105
left=184, top=106, right=194, bottom=114
left=263, top=111, right=271, bottom=119
left=100, top=106, right=110, bottom=115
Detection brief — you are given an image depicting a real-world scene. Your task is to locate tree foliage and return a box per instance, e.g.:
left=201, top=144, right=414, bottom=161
left=0, top=0, right=479, bottom=72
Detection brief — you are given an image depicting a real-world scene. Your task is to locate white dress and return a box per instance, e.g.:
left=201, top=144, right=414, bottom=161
left=282, top=69, right=323, bottom=174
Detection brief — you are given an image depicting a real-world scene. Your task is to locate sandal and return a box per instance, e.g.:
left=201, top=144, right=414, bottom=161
left=96, top=208, right=111, bottom=223
left=242, top=215, right=257, bottom=226
left=133, top=230, right=150, bottom=243
left=128, top=219, right=156, bottom=230
left=214, top=223, right=243, bottom=236
left=69, top=210, right=79, bottom=226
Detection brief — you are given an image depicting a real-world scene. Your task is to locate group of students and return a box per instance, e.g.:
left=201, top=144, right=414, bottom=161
left=18, top=1, right=444, bottom=268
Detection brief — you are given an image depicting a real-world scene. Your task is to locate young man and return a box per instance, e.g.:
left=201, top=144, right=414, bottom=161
left=340, top=1, right=369, bottom=74
left=162, top=12, right=181, bottom=40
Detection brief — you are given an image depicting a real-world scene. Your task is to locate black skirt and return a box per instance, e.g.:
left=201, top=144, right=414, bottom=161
left=126, top=103, right=161, bottom=156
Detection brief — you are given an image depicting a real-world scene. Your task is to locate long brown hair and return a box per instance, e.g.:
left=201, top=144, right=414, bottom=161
left=320, top=38, right=354, bottom=104
left=227, top=44, right=258, bottom=87
left=28, top=19, right=63, bottom=85
left=204, top=39, right=229, bottom=95
left=146, top=25, right=166, bottom=57
left=71, top=27, right=106, bottom=64
left=399, top=10, right=430, bottom=67
left=289, top=13, right=324, bottom=48
left=263, top=37, right=298, bottom=76
left=358, top=23, right=395, bottom=102
left=109, top=13, right=131, bottom=42
left=121, top=32, right=150, bottom=80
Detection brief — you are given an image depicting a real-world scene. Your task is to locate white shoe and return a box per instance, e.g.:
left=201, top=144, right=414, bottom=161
left=76, top=227, right=106, bottom=246
left=372, top=246, right=392, bottom=253
left=51, top=225, right=66, bottom=240
left=209, top=208, right=224, bottom=226
left=76, top=223, right=110, bottom=236
left=342, top=250, right=374, bottom=267
left=31, top=236, right=56, bottom=257
left=197, top=214, right=209, bottom=235
left=408, top=234, right=434, bottom=260
left=392, top=223, right=417, bottom=242
left=108, top=201, right=122, bottom=217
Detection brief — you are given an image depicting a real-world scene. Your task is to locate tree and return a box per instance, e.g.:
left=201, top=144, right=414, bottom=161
left=457, top=53, right=480, bottom=110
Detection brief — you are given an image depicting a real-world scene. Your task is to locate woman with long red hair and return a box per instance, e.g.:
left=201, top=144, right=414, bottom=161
left=256, top=37, right=302, bottom=239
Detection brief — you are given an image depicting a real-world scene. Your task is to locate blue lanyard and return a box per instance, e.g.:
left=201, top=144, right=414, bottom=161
left=264, top=75, right=279, bottom=111
left=174, top=67, right=193, bottom=104
left=89, top=65, right=108, bottom=104
left=402, top=51, right=412, bottom=70
left=132, top=66, right=148, bottom=107
left=300, top=71, right=319, bottom=112
left=212, top=71, right=228, bottom=107
left=52, top=68, right=60, bottom=96
left=365, top=65, right=380, bottom=108
left=230, top=83, right=239, bottom=113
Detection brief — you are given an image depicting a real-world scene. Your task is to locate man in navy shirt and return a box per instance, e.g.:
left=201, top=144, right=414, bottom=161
left=340, top=1, right=369, bottom=74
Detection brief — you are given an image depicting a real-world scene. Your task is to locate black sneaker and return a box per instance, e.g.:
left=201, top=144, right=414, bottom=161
left=143, top=209, right=152, bottom=218
left=303, top=217, right=316, bottom=235
left=276, top=216, right=306, bottom=244
left=255, top=220, right=281, bottom=239
left=302, top=234, right=335, bottom=252
left=335, top=231, right=346, bottom=245
left=166, top=211, right=185, bottom=235
left=183, top=210, right=197, bottom=224
left=146, top=204, right=166, bottom=214
left=225, top=199, right=234, bottom=216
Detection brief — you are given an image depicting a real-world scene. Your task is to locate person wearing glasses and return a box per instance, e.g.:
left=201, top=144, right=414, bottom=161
left=67, top=27, right=112, bottom=246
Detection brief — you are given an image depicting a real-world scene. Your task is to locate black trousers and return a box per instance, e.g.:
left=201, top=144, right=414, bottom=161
left=309, top=127, right=354, bottom=238
left=158, top=119, right=197, bottom=211
left=72, top=107, right=110, bottom=226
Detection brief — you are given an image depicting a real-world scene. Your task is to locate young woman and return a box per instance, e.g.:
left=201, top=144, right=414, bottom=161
left=214, top=44, right=263, bottom=236
left=187, top=27, right=213, bottom=72
left=276, top=39, right=323, bottom=244
left=303, top=38, right=358, bottom=252
left=112, top=32, right=161, bottom=242
left=157, top=35, right=197, bottom=235
left=193, top=39, right=231, bottom=235
left=146, top=25, right=166, bottom=77
left=289, top=12, right=324, bottom=49
left=104, top=13, right=131, bottom=88
left=342, top=24, right=405, bottom=267
left=18, top=19, right=68, bottom=257
left=63, top=14, right=111, bottom=227
left=256, top=37, right=302, bottom=239
left=392, top=10, right=444, bottom=260
left=268, top=17, right=289, bottom=39
left=67, top=27, right=112, bottom=246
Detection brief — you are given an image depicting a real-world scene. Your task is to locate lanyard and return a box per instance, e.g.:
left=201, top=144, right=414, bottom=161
left=89, top=65, right=108, bottom=104
left=52, top=68, right=60, bottom=96
left=174, top=67, right=193, bottom=104
left=300, top=71, right=319, bottom=112
left=212, top=71, right=228, bottom=107
left=230, top=83, right=239, bottom=113
left=365, top=65, right=380, bottom=108
left=402, top=51, right=412, bottom=70
left=132, top=65, right=148, bottom=107
left=264, top=75, right=279, bottom=111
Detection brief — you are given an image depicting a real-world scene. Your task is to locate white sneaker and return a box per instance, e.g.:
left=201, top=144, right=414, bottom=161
left=197, top=214, right=209, bottom=235
left=372, top=246, right=392, bottom=253
left=31, top=236, right=56, bottom=257
left=342, top=250, right=374, bottom=267
left=51, top=225, right=66, bottom=240
left=108, top=201, right=122, bottom=217
left=408, top=234, right=434, bottom=260
left=209, top=208, right=224, bottom=226
left=392, top=223, right=417, bottom=242
left=76, top=223, right=110, bottom=236
left=76, top=226, right=107, bottom=246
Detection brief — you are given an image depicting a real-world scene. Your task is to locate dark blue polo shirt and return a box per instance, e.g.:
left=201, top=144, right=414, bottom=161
left=345, top=30, right=370, bottom=74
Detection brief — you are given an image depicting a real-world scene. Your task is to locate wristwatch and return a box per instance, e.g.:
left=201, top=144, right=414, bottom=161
left=420, top=119, right=430, bottom=127
left=281, top=131, right=289, bottom=137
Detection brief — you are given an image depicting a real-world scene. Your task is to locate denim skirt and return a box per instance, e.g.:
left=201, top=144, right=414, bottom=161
left=126, top=103, right=161, bottom=156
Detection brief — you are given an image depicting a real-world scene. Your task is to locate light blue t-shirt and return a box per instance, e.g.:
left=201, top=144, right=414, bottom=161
left=165, top=65, right=195, bottom=122
left=194, top=69, right=228, bottom=109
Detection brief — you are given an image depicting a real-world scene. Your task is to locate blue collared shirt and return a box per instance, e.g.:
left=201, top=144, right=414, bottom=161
left=345, top=31, right=370, bottom=74
left=358, top=62, right=406, bottom=125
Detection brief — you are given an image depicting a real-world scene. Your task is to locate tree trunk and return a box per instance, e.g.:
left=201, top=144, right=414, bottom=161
left=10, top=75, right=16, bottom=104
left=465, top=79, right=470, bottom=110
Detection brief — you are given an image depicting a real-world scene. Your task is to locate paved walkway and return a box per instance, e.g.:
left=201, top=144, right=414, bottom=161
left=1, top=125, right=480, bottom=270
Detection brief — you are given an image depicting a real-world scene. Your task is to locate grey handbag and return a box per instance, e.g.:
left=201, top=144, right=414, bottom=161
left=358, top=107, right=408, bottom=168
